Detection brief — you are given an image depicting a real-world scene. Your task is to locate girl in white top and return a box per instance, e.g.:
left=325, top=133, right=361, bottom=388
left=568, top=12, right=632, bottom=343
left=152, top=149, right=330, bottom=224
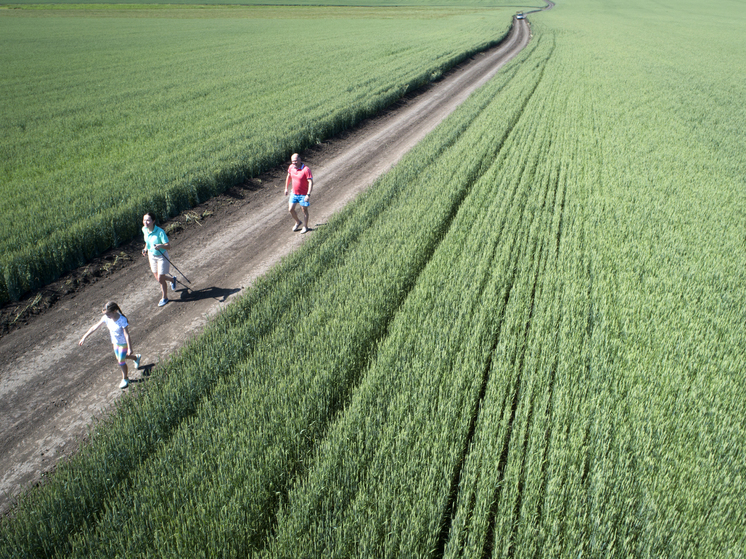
left=79, top=301, right=141, bottom=389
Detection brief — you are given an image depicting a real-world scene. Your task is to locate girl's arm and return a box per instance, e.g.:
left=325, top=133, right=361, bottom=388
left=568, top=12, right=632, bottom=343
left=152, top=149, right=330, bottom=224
left=123, top=326, right=134, bottom=357
left=79, top=318, right=104, bottom=346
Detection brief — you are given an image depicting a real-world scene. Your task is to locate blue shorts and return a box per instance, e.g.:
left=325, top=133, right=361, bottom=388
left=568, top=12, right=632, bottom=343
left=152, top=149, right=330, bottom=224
left=290, top=194, right=310, bottom=207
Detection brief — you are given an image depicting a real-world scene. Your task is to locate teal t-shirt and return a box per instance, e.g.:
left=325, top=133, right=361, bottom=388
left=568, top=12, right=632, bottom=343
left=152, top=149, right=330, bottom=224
left=142, top=225, right=169, bottom=256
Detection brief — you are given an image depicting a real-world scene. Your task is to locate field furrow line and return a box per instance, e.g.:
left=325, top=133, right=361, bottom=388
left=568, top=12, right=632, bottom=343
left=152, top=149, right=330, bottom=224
left=535, top=61, right=599, bottom=557
left=503, top=85, right=581, bottom=558
left=428, top=46, right=561, bottom=559
left=480, top=120, right=558, bottom=559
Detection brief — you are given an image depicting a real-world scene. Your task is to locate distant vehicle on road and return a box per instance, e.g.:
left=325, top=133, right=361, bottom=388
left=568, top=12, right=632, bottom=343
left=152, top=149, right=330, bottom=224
left=516, top=12, right=526, bottom=19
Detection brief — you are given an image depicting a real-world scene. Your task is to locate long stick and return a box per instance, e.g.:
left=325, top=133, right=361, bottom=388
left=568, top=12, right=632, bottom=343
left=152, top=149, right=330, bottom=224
left=159, top=251, right=191, bottom=284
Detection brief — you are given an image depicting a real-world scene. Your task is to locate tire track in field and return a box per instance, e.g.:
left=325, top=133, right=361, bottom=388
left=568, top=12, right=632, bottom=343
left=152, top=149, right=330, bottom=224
left=437, top=5, right=558, bottom=554
left=503, top=174, right=556, bottom=559
left=431, top=34, right=558, bottom=558
left=530, top=162, right=567, bottom=551
left=481, top=163, right=551, bottom=559
left=433, top=32, right=557, bottom=558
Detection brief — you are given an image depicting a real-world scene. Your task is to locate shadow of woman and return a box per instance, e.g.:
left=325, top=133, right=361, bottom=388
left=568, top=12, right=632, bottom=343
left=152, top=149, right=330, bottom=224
left=175, top=286, right=241, bottom=304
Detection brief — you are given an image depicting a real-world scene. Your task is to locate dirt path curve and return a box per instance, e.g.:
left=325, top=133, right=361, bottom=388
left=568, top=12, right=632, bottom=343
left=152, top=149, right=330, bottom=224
left=0, top=17, right=530, bottom=514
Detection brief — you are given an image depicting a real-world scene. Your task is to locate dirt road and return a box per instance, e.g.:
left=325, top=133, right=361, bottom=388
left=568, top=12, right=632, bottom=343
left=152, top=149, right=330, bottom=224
left=0, top=17, right=530, bottom=514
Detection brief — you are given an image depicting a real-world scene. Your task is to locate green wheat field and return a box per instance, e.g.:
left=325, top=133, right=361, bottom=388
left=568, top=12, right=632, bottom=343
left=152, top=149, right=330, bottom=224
left=1, top=0, right=745, bottom=557
left=0, top=2, right=513, bottom=302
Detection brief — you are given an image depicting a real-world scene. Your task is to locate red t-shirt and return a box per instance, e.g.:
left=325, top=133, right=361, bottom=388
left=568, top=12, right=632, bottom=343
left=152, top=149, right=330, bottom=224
left=287, top=164, right=313, bottom=195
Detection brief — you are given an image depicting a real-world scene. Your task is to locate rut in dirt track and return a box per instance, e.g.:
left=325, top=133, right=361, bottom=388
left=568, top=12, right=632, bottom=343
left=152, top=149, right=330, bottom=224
left=0, top=16, right=531, bottom=514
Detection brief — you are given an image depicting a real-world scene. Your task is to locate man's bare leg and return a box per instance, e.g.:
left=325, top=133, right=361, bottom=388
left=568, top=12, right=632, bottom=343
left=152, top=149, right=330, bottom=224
left=289, top=204, right=302, bottom=231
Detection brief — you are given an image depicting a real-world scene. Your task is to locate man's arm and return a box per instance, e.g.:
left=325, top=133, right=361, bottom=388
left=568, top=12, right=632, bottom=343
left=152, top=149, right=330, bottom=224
left=284, top=173, right=291, bottom=196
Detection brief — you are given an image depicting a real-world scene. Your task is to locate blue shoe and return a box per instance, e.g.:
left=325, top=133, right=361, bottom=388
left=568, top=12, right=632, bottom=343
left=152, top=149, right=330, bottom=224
left=134, top=354, right=141, bottom=370
left=158, top=298, right=169, bottom=307
left=119, top=379, right=129, bottom=389
left=170, top=276, right=177, bottom=291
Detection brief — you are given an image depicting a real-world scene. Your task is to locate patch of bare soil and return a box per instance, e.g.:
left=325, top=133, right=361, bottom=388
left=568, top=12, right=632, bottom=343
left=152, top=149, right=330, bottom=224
left=0, top=18, right=530, bottom=515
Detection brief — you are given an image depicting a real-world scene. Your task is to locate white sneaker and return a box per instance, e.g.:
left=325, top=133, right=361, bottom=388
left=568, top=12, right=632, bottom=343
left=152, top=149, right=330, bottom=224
left=301, top=227, right=309, bottom=234
left=119, top=379, right=129, bottom=389
left=134, top=354, right=141, bottom=370
left=158, top=298, right=168, bottom=307
left=293, top=222, right=302, bottom=232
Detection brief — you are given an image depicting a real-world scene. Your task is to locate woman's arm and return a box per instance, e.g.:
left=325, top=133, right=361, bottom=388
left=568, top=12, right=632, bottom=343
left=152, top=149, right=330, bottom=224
left=154, top=229, right=170, bottom=251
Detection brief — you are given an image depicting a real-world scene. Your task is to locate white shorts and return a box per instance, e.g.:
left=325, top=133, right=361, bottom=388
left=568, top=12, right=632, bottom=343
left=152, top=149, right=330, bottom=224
left=148, top=250, right=170, bottom=276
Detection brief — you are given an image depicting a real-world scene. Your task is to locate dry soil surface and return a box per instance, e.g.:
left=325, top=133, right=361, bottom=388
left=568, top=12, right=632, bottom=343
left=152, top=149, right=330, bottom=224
left=0, top=18, right=530, bottom=514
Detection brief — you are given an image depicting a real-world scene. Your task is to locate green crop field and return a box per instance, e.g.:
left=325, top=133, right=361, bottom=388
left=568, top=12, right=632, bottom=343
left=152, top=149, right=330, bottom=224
left=0, top=3, right=513, bottom=304
left=4, top=0, right=522, bottom=5
left=2, top=0, right=745, bottom=557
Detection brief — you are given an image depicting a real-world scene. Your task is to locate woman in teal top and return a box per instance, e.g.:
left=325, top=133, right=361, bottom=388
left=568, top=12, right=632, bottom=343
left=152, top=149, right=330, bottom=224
left=141, top=212, right=177, bottom=307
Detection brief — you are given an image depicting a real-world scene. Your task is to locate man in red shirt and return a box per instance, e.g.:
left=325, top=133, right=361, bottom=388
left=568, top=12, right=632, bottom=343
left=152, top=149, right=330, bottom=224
left=284, top=153, right=314, bottom=233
